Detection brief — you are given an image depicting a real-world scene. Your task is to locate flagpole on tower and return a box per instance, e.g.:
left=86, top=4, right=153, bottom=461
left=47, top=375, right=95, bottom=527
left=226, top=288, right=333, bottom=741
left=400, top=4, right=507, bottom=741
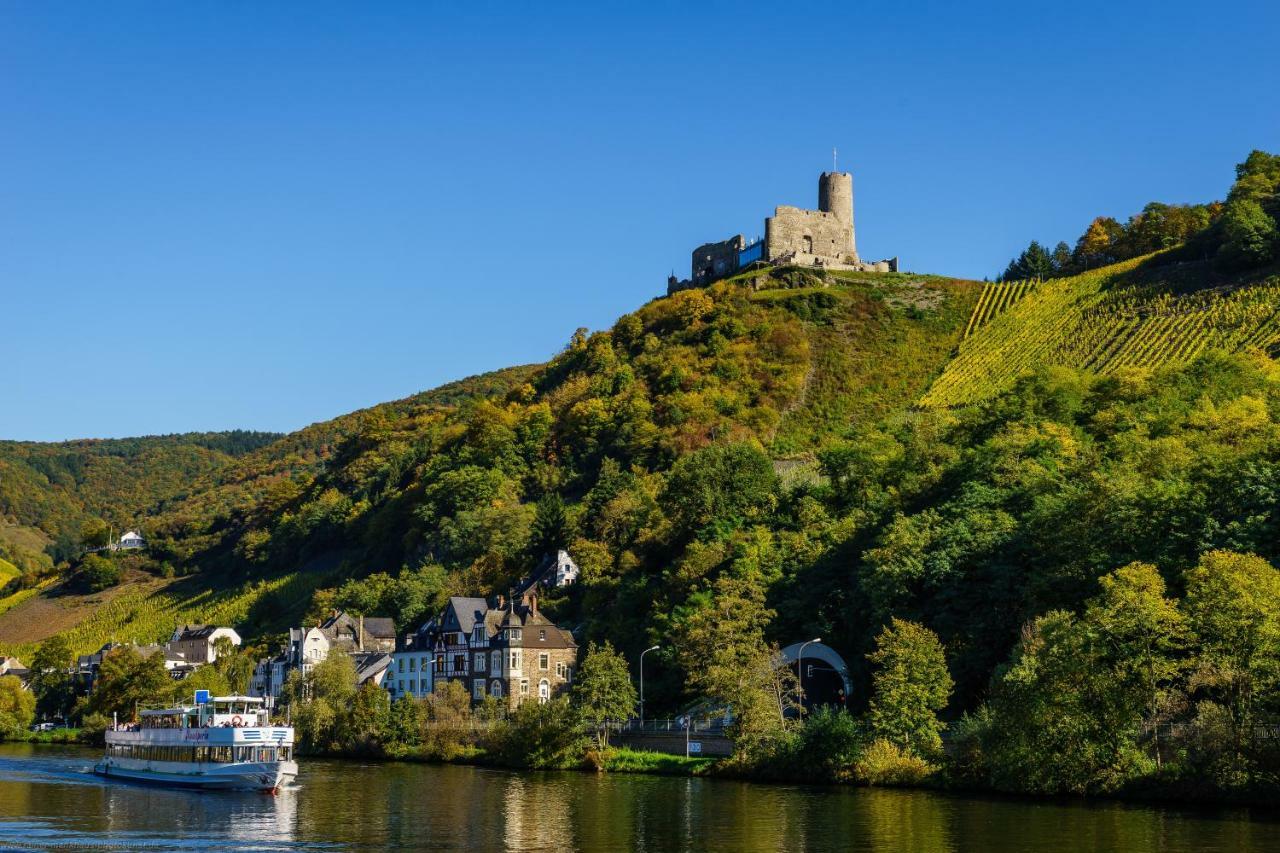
left=833, top=147, right=838, bottom=172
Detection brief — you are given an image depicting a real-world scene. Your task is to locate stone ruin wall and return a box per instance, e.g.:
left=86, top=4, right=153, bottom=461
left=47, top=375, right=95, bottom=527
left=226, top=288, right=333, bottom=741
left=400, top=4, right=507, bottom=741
left=765, top=205, right=858, bottom=267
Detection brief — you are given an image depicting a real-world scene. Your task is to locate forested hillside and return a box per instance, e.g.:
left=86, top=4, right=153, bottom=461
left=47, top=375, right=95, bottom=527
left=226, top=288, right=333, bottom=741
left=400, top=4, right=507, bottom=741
left=0, top=432, right=279, bottom=577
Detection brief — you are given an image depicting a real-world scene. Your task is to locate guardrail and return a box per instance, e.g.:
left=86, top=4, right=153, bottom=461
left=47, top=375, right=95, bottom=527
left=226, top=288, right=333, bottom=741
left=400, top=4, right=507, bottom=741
left=611, top=718, right=729, bottom=736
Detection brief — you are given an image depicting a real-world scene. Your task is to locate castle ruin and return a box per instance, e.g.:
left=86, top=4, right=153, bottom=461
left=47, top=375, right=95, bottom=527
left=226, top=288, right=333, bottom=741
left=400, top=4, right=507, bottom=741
left=668, top=171, right=897, bottom=295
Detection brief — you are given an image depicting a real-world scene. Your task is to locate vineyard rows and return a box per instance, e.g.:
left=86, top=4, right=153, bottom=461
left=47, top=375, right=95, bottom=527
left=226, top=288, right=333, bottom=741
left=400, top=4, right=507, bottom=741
left=1, top=571, right=329, bottom=659
left=922, top=261, right=1280, bottom=407
left=963, top=280, right=1038, bottom=338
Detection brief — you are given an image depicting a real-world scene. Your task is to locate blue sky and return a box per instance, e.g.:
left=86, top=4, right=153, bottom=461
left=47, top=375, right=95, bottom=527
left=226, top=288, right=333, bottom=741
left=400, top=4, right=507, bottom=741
left=4, top=1, right=1277, bottom=441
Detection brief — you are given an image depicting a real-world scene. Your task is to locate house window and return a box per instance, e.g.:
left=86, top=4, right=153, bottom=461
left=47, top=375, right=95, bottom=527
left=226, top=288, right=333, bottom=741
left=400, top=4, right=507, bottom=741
left=556, top=662, right=566, bottom=678
left=538, top=679, right=550, bottom=703
left=397, top=680, right=404, bottom=691
left=474, top=681, right=486, bottom=700
left=454, top=655, right=466, bottom=672
left=473, top=626, right=485, bottom=643
left=434, top=654, right=444, bottom=673
left=420, top=657, right=429, bottom=673
left=491, top=651, right=501, bottom=672
left=509, top=650, right=522, bottom=671
left=520, top=679, right=529, bottom=695
left=491, top=680, right=503, bottom=698
left=539, top=653, right=549, bottom=670
left=474, top=653, right=486, bottom=672
left=539, top=629, right=546, bottom=641
left=397, top=660, right=404, bottom=673
left=409, top=658, right=416, bottom=672
left=409, top=679, right=416, bottom=692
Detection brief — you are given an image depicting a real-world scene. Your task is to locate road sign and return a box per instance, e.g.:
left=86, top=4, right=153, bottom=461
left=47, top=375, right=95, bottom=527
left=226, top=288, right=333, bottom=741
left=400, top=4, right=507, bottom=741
left=194, top=690, right=211, bottom=704
left=689, top=742, right=702, bottom=754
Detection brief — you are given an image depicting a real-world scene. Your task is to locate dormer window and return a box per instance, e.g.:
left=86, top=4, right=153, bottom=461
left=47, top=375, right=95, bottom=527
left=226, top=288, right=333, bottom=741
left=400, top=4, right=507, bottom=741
left=539, top=630, right=546, bottom=641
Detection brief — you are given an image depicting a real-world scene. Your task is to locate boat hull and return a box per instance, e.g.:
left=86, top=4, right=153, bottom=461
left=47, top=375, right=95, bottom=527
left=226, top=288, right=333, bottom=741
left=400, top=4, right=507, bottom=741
left=94, top=759, right=297, bottom=792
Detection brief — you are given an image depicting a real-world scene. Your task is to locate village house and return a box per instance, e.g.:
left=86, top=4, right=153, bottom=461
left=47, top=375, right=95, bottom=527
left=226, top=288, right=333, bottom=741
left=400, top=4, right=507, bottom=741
left=389, top=590, right=577, bottom=709
left=166, top=624, right=242, bottom=665
left=0, top=656, right=29, bottom=685
left=251, top=610, right=396, bottom=706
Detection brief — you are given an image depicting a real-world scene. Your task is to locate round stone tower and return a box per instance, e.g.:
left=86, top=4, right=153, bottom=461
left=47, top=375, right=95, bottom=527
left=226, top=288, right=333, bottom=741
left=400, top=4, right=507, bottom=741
left=818, top=171, right=857, bottom=261
left=818, top=171, right=853, bottom=222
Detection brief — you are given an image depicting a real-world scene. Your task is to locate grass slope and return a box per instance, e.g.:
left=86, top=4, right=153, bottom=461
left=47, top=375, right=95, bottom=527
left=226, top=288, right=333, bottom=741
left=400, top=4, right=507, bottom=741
left=922, top=255, right=1280, bottom=407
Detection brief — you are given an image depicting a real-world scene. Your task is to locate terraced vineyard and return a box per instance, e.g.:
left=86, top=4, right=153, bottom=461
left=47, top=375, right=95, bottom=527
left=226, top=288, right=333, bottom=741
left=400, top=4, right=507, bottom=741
left=964, top=279, right=1038, bottom=338
left=922, top=256, right=1280, bottom=407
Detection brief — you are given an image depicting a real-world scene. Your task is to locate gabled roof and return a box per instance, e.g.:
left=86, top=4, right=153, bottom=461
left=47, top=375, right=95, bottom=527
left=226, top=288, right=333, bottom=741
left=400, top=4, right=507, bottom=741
left=352, top=651, right=392, bottom=684
left=443, top=597, right=489, bottom=635
left=173, top=624, right=218, bottom=640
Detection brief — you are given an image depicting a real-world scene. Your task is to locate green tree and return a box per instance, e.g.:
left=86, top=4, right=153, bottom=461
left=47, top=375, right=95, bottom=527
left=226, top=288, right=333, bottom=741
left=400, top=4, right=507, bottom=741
left=285, top=653, right=357, bottom=753
left=170, top=665, right=230, bottom=705
left=211, top=638, right=254, bottom=694
left=1183, top=550, right=1280, bottom=767
left=79, top=518, right=110, bottom=549
left=84, top=646, right=170, bottom=722
left=1218, top=199, right=1277, bottom=270
left=866, top=618, right=952, bottom=756
left=0, top=675, right=35, bottom=738
left=78, top=553, right=121, bottom=592
left=981, top=611, right=1147, bottom=794
left=675, top=573, right=797, bottom=760
left=662, top=443, right=778, bottom=538
left=29, top=635, right=75, bottom=721
left=528, top=493, right=570, bottom=559
left=572, top=641, right=637, bottom=747
left=1085, top=562, right=1185, bottom=766
left=350, top=682, right=392, bottom=755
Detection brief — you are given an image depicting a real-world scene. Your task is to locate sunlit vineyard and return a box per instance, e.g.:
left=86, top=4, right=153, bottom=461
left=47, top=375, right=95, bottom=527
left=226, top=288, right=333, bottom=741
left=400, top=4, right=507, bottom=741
left=964, top=279, right=1037, bottom=338
left=2, top=571, right=329, bottom=659
left=923, top=256, right=1280, bottom=407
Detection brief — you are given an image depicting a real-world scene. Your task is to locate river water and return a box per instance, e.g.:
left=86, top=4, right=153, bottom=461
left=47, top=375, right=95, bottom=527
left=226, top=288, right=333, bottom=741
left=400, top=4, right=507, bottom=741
left=0, top=743, right=1277, bottom=851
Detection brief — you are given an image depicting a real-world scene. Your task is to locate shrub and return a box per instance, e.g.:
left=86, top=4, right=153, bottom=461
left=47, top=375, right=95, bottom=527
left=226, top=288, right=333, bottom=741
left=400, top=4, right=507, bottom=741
left=78, top=554, right=121, bottom=593
left=853, top=738, right=937, bottom=786
left=485, top=698, right=588, bottom=769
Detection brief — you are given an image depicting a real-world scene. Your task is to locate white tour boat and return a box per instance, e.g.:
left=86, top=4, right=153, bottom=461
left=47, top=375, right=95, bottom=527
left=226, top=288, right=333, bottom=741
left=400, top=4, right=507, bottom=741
left=94, top=694, right=297, bottom=792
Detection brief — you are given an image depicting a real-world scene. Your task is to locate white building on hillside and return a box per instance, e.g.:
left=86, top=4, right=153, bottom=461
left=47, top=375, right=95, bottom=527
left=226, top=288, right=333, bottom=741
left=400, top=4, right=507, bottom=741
left=118, top=530, right=146, bottom=550
left=166, top=625, right=241, bottom=665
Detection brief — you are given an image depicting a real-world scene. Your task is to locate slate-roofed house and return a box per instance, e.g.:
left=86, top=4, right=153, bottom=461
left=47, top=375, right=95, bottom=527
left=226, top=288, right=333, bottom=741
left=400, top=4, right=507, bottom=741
left=166, top=624, right=241, bottom=665
left=385, top=591, right=578, bottom=709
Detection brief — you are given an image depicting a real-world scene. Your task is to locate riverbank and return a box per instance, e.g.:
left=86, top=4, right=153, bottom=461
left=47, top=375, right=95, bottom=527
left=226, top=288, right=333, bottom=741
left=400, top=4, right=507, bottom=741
left=0, top=728, right=86, bottom=745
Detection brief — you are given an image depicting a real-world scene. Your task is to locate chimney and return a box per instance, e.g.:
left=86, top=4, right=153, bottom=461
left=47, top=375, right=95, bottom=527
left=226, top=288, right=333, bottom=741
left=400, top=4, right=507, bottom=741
left=496, top=594, right=505, bottom=609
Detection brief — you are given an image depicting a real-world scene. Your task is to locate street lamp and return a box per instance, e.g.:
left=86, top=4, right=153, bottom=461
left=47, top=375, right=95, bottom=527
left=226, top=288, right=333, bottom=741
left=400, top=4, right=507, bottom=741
left=798, top=637, right=822, bottom=715
left=639, top=645, right=660, bottom=727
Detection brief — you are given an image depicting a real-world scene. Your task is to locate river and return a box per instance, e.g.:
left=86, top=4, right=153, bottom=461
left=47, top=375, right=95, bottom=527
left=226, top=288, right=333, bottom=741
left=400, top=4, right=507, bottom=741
left=0, top=743, right=1277, bottom=851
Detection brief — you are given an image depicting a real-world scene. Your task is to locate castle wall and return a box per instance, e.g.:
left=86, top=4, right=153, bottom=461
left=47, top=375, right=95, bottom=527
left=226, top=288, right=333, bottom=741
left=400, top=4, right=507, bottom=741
left=691, top=235, right=745, bottom=284
left=764, top=206, right=856, bottom=265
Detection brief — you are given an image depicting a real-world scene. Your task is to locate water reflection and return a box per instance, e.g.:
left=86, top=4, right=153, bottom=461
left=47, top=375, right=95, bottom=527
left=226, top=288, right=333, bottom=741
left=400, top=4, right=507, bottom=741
left=1, top=744, right=1278, bottom=851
